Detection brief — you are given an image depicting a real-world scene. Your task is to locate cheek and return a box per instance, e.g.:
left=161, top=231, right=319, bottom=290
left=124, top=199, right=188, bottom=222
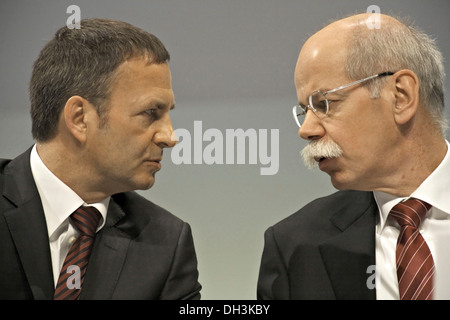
left=90, top=127, right=135, bottom=167
left=335, top=122, right=394, bottom=180
left=326, top=118, right=376, bottom=168
left=92, top=115, right=158, bottom=164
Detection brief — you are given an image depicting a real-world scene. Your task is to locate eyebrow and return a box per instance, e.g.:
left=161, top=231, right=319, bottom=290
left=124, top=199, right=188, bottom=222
left=298, top=89, right=347, bottom=102
left=324, top=91, right=347, bottom=98
left=297, top=89, right=348, bottom=107
left=322, top=89, right=348, bottom=97
left=143, top=99, right=175, bottom=111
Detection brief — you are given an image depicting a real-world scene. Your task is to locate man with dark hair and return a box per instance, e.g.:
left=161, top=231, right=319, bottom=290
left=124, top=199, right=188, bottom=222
left=0, top=18, right=201, bottom=300
left=258, top=13, right=449, bottom=300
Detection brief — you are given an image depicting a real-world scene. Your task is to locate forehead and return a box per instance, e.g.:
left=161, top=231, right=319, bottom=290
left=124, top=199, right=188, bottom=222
left=294, top=27, right=351, bottom=100
left=107, top=58, right=174, bottom=108
left=114, top=58, right=172, bottom=88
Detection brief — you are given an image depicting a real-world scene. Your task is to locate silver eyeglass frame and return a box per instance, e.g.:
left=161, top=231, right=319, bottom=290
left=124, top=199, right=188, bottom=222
left=292, top=71, right=395, bottom=128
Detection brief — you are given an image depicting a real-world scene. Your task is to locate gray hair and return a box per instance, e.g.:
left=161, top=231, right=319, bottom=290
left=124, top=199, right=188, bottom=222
left=345, top=17, right=447, bottom=134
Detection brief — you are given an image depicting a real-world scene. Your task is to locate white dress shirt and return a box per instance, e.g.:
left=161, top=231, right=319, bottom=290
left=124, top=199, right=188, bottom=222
left=374, top=140, right=450, bottom=299
left=29, top=145, right=109, bottom=287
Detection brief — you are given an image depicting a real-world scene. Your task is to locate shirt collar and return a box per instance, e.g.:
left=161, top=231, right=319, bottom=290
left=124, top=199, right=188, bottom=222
left=30, top=145, right=109, bottom=239
left=374, top=140, right=450, bottom=232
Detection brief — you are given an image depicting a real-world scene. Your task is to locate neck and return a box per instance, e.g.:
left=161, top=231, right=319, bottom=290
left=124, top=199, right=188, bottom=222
left=372, top=133, right=447, bottom=197
left=36, top=140, right=110, bottom=204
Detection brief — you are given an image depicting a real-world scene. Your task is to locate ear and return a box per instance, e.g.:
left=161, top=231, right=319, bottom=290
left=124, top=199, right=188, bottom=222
left=392, top=69, right=420, bottom=126
left=63, top=96, right=92, bottom=143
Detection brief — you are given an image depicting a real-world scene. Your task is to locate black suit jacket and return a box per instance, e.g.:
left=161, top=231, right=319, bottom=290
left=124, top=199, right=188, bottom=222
left=257, top=190, right=378, bottom=300
left=0, top=148, right=201, bottom=299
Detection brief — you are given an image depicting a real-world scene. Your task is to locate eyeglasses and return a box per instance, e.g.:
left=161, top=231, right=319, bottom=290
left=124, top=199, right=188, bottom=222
left=292, top=72, right=394, bottom=128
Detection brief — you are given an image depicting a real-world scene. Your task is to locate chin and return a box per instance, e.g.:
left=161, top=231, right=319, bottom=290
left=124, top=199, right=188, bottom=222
left=330, top=179, right=345, bottom=190
left=329, top=173, right=355, bottom=191
left=131, top=173, right=157, bottom=191
left=330, top=175, right=368, bottom=192
left=139, top=178, right=156, bottom=191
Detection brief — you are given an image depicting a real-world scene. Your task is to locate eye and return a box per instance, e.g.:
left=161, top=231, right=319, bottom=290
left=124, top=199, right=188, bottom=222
left=144, top=109, right=157, bottom=118
left=326, top=100, right=340, bottom=110
left=315, top=100, right=328, bottom=113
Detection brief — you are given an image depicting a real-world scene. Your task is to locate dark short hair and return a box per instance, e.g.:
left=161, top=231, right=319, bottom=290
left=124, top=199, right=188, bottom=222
left=30, top=18, right=170, bottom=142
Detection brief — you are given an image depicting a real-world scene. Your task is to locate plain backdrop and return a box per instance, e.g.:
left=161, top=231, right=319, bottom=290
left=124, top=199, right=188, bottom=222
left=1, top=0, right=449, bottom=299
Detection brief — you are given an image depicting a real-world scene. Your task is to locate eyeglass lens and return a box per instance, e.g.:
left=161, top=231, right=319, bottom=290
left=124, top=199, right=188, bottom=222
left=294, top=91, right=328, bottom=127
left=309, top=91, right=328, bottom=114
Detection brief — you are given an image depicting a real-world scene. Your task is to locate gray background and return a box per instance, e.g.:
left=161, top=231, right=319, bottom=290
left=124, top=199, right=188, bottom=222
left=1, top=0, right=449, bottom=299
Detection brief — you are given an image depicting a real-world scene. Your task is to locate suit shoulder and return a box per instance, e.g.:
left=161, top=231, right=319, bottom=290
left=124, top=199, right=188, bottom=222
left=270, top=190, right=374, bottom=236
left=112, top=191, right=185, bottom=226
left=0, top=158, right=12, bottom=173
left=0, top=158, right=12, bottom=193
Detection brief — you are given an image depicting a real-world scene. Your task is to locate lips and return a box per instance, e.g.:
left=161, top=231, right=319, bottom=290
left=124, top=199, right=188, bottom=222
left=145, top=158, right=162, bottom=170
left=314, top=156, right=326, bottom=163
left=148, top=151, right=163, bottom=164
left=315, top=156, right=339, bottom=172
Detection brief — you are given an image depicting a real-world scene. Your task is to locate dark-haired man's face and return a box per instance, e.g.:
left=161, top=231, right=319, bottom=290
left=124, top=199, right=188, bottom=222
left=85, top=58, right=176, bottom=194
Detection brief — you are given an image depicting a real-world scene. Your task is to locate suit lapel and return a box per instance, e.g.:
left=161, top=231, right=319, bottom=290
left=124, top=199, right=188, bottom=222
left=319, top=192, right=378, bottom=300
left=80, top=197, right=131, bottom=299
left=2, top=149, right=133, bottom=300
left=2, top=149, right=54, bottom=299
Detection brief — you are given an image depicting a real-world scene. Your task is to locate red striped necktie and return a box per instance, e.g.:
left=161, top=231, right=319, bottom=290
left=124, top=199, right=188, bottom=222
left=54, top=206, right=102, bottom=300
left=389, top=198, right=434, bottom=300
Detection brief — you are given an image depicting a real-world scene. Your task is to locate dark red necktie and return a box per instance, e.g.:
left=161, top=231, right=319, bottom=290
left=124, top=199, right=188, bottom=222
left=389, top=198, right=434, bottom=300
left=54, top=206, right=102, bottom=300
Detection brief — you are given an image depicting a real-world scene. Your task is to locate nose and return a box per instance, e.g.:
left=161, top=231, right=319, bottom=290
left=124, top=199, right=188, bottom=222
left=298, top=110, right=325, bottom=141
left=154, top=114, right=177, bottom=148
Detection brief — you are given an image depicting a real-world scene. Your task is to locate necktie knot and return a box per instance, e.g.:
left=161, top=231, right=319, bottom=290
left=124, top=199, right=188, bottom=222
left=70, top=206, right=102, bottom=238
left=389, top=198, right=431, bottom=229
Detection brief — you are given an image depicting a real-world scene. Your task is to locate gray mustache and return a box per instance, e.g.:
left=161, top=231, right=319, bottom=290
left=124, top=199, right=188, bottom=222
left=301, top=140, right=343, bottom=169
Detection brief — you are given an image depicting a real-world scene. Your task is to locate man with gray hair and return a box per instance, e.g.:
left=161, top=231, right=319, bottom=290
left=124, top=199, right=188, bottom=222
left=0, top=18, right=201, bottom=300
left=258, top=13, right=449, bottom=300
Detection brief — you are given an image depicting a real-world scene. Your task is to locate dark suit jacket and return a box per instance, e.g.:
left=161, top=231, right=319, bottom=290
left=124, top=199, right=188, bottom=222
left=0, top=148, right=201, bottom=300
left=257, top=190, right=378, bottom=300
